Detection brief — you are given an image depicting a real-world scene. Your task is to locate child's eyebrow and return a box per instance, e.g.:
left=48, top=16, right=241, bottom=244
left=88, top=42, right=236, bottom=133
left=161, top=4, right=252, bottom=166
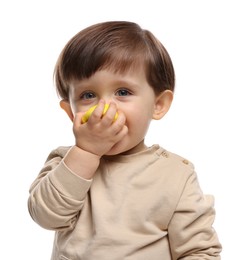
left=112, top=79, right=140, bottom=88
left=69, top=80, right=92, bottom=90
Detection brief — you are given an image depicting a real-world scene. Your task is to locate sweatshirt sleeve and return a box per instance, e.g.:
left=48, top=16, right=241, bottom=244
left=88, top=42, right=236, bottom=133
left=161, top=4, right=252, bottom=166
left=28, top=147, right=92, bottom=231
left=168, top=170, right=222, bottom=259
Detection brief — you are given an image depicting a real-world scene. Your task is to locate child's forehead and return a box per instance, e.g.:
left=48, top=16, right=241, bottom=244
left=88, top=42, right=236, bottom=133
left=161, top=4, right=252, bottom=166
left=69, top=67, right=148, bottom=90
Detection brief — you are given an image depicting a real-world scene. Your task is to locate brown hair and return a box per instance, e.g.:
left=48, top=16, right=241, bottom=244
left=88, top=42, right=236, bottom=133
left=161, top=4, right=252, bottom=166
left=54, top=21, right=175, bottom=100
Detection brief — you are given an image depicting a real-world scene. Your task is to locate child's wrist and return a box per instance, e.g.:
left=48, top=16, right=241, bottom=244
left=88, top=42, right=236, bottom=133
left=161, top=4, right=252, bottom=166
left=74, top=144, right=102, bottom=158
left=64, top=145, right=101, bottom=179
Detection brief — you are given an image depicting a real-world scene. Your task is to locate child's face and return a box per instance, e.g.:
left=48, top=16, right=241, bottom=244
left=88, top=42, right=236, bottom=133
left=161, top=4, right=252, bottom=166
left=65, top=67, right=172, bottom=155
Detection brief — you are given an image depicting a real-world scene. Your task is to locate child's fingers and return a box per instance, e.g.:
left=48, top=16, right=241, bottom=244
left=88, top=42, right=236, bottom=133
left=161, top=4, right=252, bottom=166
left=73, top=112, right=85, bottom=127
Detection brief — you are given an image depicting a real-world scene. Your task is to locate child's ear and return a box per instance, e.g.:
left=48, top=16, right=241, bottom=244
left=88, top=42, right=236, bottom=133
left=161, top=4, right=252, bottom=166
left=152, top=90, right=173, bottom=120
left=60, top=100, right=74, bottom=121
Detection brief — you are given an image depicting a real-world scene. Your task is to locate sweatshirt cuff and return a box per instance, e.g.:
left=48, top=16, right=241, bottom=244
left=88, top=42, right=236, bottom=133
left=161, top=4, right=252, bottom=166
left=48, top=160, right=92, bottom=200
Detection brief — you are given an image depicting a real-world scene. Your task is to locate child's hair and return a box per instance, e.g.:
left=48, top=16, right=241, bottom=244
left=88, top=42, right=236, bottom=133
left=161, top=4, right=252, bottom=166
left=54, top=21, right=175, bottom=100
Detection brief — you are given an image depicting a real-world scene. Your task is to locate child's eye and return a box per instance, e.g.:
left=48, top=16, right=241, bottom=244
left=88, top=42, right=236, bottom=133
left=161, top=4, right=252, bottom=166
left=116, top=89, right=131, bottom=96
left=80, top=92, right=96, bottom=100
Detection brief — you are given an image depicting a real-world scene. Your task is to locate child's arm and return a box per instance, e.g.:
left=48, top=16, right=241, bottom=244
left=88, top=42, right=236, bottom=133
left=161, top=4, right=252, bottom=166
left=168, top=171, right=222, bottom=259
left=28, top=102, right=127, bottom=231
left=28, top=147, right=93, bottom=230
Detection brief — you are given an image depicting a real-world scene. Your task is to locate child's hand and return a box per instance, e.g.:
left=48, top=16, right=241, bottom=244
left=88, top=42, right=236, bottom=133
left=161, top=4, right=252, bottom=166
left=72, top=101, right=128, bottom=156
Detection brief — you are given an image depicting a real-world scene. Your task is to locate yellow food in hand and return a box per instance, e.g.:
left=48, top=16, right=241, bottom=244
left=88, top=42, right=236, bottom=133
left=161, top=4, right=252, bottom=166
left=81, top=104, right=118, bottom=123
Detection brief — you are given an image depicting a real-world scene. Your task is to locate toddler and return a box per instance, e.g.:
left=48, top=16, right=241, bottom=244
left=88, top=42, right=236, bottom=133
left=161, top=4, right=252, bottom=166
left=28, top=21, right=222, bottom=259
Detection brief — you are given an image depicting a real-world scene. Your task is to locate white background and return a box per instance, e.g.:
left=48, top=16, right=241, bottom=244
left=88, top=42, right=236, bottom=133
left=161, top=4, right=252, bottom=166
left=1, top=0, right=251, bottom=259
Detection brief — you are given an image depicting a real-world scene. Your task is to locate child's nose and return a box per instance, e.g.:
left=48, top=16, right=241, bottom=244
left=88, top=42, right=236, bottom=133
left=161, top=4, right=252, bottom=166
left=102, top=97, right=114, bottom=105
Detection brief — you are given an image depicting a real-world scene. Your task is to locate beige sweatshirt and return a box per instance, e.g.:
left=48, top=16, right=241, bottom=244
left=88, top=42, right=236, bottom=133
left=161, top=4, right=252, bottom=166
left=28, top=145, right=221, bottom=259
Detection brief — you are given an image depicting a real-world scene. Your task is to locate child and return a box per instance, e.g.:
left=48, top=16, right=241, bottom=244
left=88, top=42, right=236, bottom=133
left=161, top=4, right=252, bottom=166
left=28, top=21, right=222, bottom=259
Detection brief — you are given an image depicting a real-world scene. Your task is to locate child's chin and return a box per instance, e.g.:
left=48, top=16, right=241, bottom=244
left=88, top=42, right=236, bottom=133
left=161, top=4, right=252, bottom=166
left=105, top=142, right=130, bottom=156
left=105, top=146, right=125, bottom=156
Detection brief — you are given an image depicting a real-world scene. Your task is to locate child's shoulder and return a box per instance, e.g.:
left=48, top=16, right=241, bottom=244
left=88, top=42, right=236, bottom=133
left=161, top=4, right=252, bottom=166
left=156, top=145, right=195, bottom=171
left=154, top=146, right=197, bottom=195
